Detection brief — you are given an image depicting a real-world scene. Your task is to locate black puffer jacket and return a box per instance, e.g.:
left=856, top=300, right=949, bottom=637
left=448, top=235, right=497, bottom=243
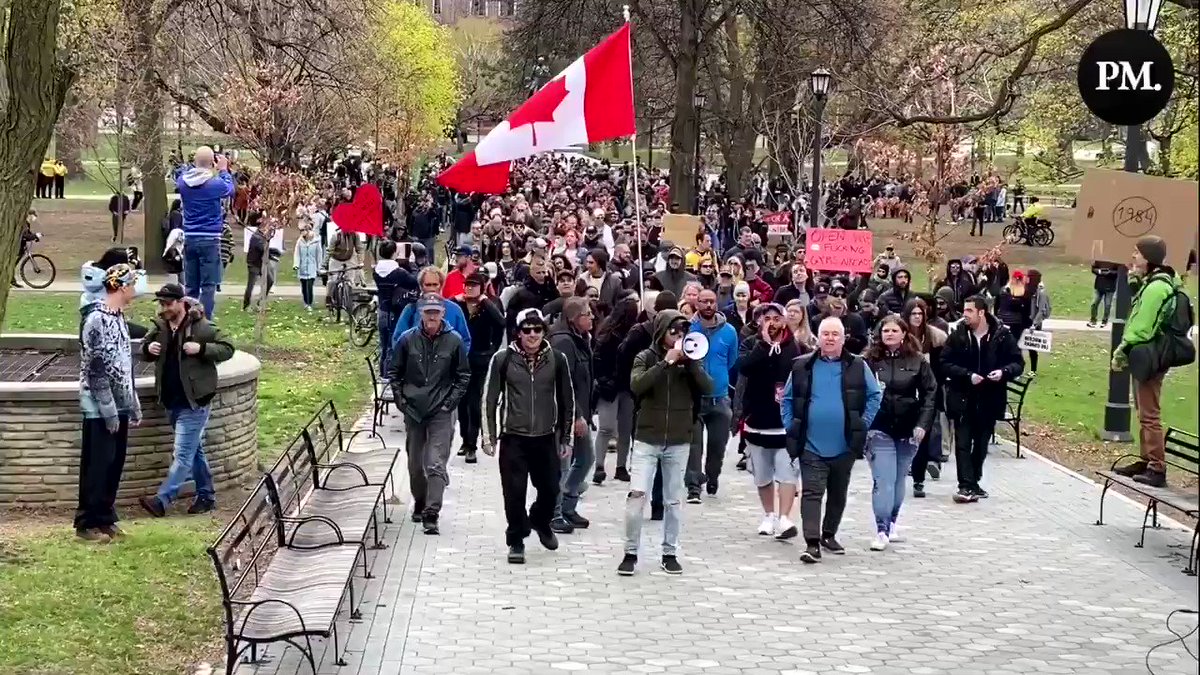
left=941, top=313, right=1025, bottom=420
left=876, top=268, right=914, bottom=315
left=867, top=351, right=937, bottom=439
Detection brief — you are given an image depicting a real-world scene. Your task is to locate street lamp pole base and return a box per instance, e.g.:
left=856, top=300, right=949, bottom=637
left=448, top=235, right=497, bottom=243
left=1100, top=430, right=1134, bottom=442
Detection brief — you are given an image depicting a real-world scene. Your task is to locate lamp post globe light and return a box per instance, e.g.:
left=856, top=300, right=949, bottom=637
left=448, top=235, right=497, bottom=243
left=809, top=68, right=831, bottom=228
left=1125, top=0, right=1163, bottom=30
left=693, top=92, right=707, bottom=214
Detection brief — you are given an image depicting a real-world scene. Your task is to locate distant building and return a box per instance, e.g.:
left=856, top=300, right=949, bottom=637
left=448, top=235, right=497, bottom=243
left=427, top=0, right=516, bottom=24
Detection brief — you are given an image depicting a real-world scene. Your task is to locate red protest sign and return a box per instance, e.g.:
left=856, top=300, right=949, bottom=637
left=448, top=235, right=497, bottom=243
left=805, top=228, right=874, bottom=273
left=760, top=211, right=792, bottom=236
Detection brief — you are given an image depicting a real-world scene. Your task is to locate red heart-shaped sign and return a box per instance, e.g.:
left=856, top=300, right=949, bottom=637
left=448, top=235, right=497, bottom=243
left=331, top=183, right=384, bottom=237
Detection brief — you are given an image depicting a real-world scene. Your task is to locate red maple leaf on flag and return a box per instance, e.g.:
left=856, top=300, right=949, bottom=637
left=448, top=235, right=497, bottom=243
left=508, top=77, right=568, bottom=147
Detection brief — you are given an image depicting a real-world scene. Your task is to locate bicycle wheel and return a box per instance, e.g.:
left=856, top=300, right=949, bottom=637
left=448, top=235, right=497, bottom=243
left=1032, top=226, right=1055, bottom=247
left=350, top=303, right=376, bottom=347
left=20, top=254, right=56, bottom=289
left=1001, top=224, right=1023, bottom=245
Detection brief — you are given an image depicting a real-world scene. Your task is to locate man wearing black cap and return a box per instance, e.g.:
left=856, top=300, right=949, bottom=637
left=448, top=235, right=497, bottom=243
left=1111, top=235, right=1188, bottom=488
left=452, top=272, right=505, bottom=463
left=483, top=308, right=576, bottom=564
left=391, top=294, right=472, bottom=534
left=138, top=284, right=235, bottom=518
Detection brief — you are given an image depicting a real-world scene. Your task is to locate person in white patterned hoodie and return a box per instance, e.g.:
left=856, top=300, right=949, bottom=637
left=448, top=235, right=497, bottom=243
left=76, top=263, right=143, bottom=544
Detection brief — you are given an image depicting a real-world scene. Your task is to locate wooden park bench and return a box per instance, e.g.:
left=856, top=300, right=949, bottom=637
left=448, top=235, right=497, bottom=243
left=1095, top=427, right=1199, bottom=576
left=206, top=400, right=401, bottom=674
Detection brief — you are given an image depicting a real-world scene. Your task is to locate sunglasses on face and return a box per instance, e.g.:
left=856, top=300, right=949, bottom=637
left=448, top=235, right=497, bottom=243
left=520, top=325, right=545, bottom=335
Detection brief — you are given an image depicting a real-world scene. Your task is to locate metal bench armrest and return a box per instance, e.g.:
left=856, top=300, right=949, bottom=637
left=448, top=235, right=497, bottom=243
left=316, top=462, right=370, bottom=488
left=281, top=515, right=346, bottom=546
left=1107, top=453, right=1145, bottom=472
left=346, top=429, right=388, bottom=450
left=230, top=597, right=312, bottom=637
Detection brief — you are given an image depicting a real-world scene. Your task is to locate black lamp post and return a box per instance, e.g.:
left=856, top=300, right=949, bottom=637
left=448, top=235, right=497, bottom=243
left=1102, top=0, right=1163, bottom=442
left=809, top=68, right=832, bottom=228
left=693, top=91, right=707, bottom=214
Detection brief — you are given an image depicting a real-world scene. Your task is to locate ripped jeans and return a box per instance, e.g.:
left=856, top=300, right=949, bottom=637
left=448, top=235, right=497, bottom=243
left=623, top=441, right=688, bottom=557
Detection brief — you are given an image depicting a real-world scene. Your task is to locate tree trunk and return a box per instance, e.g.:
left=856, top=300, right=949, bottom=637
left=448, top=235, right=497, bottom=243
left=0, top=0, right=74, bottom=329
left=1157, top=135, right=1172, bottom=176
left=132, top=3, right=167, bottom=272
left=667, top=0, right=700, bottom=213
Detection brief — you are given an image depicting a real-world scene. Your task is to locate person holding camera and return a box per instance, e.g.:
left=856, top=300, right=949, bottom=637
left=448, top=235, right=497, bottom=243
left=618, top=310, right=715, bottom=577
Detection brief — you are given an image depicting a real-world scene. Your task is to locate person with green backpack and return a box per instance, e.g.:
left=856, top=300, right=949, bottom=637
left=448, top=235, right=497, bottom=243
left=1111, top=235, right=1197, bottom=488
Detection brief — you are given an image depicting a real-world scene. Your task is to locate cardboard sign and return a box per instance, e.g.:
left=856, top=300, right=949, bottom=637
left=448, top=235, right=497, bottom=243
left=1018, top=329, right=1053, bottom=353
left=1069, top=169, right=1199, bottom=268
left=805, top=228, right=874, bottom=273
left=760, top=211, right=792, bottom=236
left=660, top=213, right=704, bottom=250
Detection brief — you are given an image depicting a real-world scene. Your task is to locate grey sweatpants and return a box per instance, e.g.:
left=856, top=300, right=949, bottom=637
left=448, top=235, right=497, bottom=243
left=405, top=410, right=455, bottom=517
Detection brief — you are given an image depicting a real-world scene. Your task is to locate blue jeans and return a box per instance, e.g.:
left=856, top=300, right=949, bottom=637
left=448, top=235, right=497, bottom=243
left=624, top=441, right=688, bottom=556
left=866, top=431, right=917, bottom=533
left=156, top=406, right=215, bottom=507
left=556, top=430, right=595, bottom=517
left=378, top=308, right=395, bottom=375
left=183, top=237, right=223, bottom=319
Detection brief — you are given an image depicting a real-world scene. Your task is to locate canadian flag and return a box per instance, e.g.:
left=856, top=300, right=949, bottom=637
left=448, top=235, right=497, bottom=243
left=437, top=23, right=635, bottom=194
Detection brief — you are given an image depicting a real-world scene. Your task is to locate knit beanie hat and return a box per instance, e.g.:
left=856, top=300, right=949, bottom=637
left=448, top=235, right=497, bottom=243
left=1136, top=235, right=1167, bottom=266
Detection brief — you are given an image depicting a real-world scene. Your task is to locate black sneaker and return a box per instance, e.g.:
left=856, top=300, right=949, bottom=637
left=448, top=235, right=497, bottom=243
left=614, top=467, right=631, bottom=482
left=410, top=505, right=425, bottom=523
left=686, top=490, right=702, bottom=504
left=536, top=528, right=559, bottom=551
left=650, top=504, right=664, bottom=521
left=565, top=512, right=590, bottom=529
left=953, top=489, right=979, bottom=504
left=735, top=455, right=748, bottom=471
left=422, top=515, right=439, bottom=535
left=507, top=544, right=526, bottom=564
left=928, top=462, right=941, bottom=480
left=617, top=553, right=638, bottom=576
left=1133, top=469, right=1167, bottom=488
left=706, top=480, right=718, bottom=496
left=187, top=500, right=216, bottom=514
left=1086, top=321, right=1098, bottom=328
left=1114, top=460, right=1148, bottom=478
left=820, top=536, right=845, bottom=554
left=592, top=471, right=606, bottom=486
left=464, top=450, right=478, bottom=464
left=138, top=496, right=166, bottom=518
left=550, top=517, right=575, bottom=534
left=913, top=483, right=926, bottom=499
left=76, top=528, right=111, bottom=544
left=972, top=486, right=991, bottom=499
left=799, top=544, right=822, bottom=564
left=660, top=555, right=683, bottom=575
left=457, top=446, right=469, bottom=456
left=1100, top=322, right=1108, bottom=328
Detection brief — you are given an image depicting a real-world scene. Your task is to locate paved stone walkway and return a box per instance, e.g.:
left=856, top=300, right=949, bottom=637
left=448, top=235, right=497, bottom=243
left=231, top=406, right=1200, bottom=675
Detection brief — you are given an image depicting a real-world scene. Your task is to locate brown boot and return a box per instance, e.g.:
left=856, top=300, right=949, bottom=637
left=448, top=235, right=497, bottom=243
left=76, top=528, right=112, bottom=544
left=1133, top=469, right=1167, bottom=488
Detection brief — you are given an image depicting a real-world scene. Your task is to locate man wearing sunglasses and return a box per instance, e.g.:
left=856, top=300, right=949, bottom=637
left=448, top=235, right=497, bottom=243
left=619, top=310, right=715, bottom=576
left=483, top=308, right=576, bottom=564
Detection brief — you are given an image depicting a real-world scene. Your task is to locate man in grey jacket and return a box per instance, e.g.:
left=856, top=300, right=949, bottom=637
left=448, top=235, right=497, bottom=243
left=390, top=294, right=471, bottom=535
left=549, top=298, right=596, bottom=534
left=483, top=308, right=575, bottom=564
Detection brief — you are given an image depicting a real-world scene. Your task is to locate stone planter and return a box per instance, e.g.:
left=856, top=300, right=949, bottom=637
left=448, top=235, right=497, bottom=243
left=0, top=333, right=260, bottom=507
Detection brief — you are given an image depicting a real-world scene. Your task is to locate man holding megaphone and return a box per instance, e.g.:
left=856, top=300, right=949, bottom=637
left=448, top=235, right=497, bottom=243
left=618, top=310, right=715, bottom=577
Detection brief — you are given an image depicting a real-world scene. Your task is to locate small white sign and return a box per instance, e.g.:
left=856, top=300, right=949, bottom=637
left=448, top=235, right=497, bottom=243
left=1019, top=329, right=1053, bottom=353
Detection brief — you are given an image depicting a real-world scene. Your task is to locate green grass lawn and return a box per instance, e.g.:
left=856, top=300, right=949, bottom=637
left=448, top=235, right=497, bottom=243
left=0, top=293, right=373, bottom=674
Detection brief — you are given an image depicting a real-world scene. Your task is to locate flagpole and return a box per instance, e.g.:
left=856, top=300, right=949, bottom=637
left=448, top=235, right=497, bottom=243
left=623, top=5, right=645, bottom=304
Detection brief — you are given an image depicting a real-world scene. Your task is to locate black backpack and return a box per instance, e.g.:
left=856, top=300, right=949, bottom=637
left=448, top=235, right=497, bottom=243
left=1129, top=278, right=1196, bottom=379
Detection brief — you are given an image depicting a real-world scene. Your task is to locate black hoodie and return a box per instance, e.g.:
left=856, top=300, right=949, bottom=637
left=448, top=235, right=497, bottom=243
left=876, top=268, right=913, bottom=315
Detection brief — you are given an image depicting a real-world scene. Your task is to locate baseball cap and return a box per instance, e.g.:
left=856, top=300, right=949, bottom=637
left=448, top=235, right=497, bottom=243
left=464, top=271, right=487, bottom=287
left=454, top=245, right=472, bottom=256
left=515, top=307, right=547, bottom=327
left=154, top=283, right=186, bottom=301
left=753, top=302, right=785, bottom=320
left=417, top=293, right=445, bottom=312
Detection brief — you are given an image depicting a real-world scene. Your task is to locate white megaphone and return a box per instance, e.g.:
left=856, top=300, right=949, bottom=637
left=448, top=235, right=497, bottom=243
left=678, top=331, right=709, bottom=361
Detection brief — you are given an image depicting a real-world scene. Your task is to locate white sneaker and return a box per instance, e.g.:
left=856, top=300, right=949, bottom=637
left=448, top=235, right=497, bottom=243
left=757, top=513, right=777, bottom=536
left=774, top=514, right=798, bottom=540
left=888, top=521, right=903, bottom=543
left=870, top=531, right=890, bottom=551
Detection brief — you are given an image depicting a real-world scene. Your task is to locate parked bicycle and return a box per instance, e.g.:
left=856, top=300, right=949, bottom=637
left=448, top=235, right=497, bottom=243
left=1002, top=216, right=1055, bottom=247
left=324, top=264, right=377, bottom=346
left=16, top=233, right=56, bottom=288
